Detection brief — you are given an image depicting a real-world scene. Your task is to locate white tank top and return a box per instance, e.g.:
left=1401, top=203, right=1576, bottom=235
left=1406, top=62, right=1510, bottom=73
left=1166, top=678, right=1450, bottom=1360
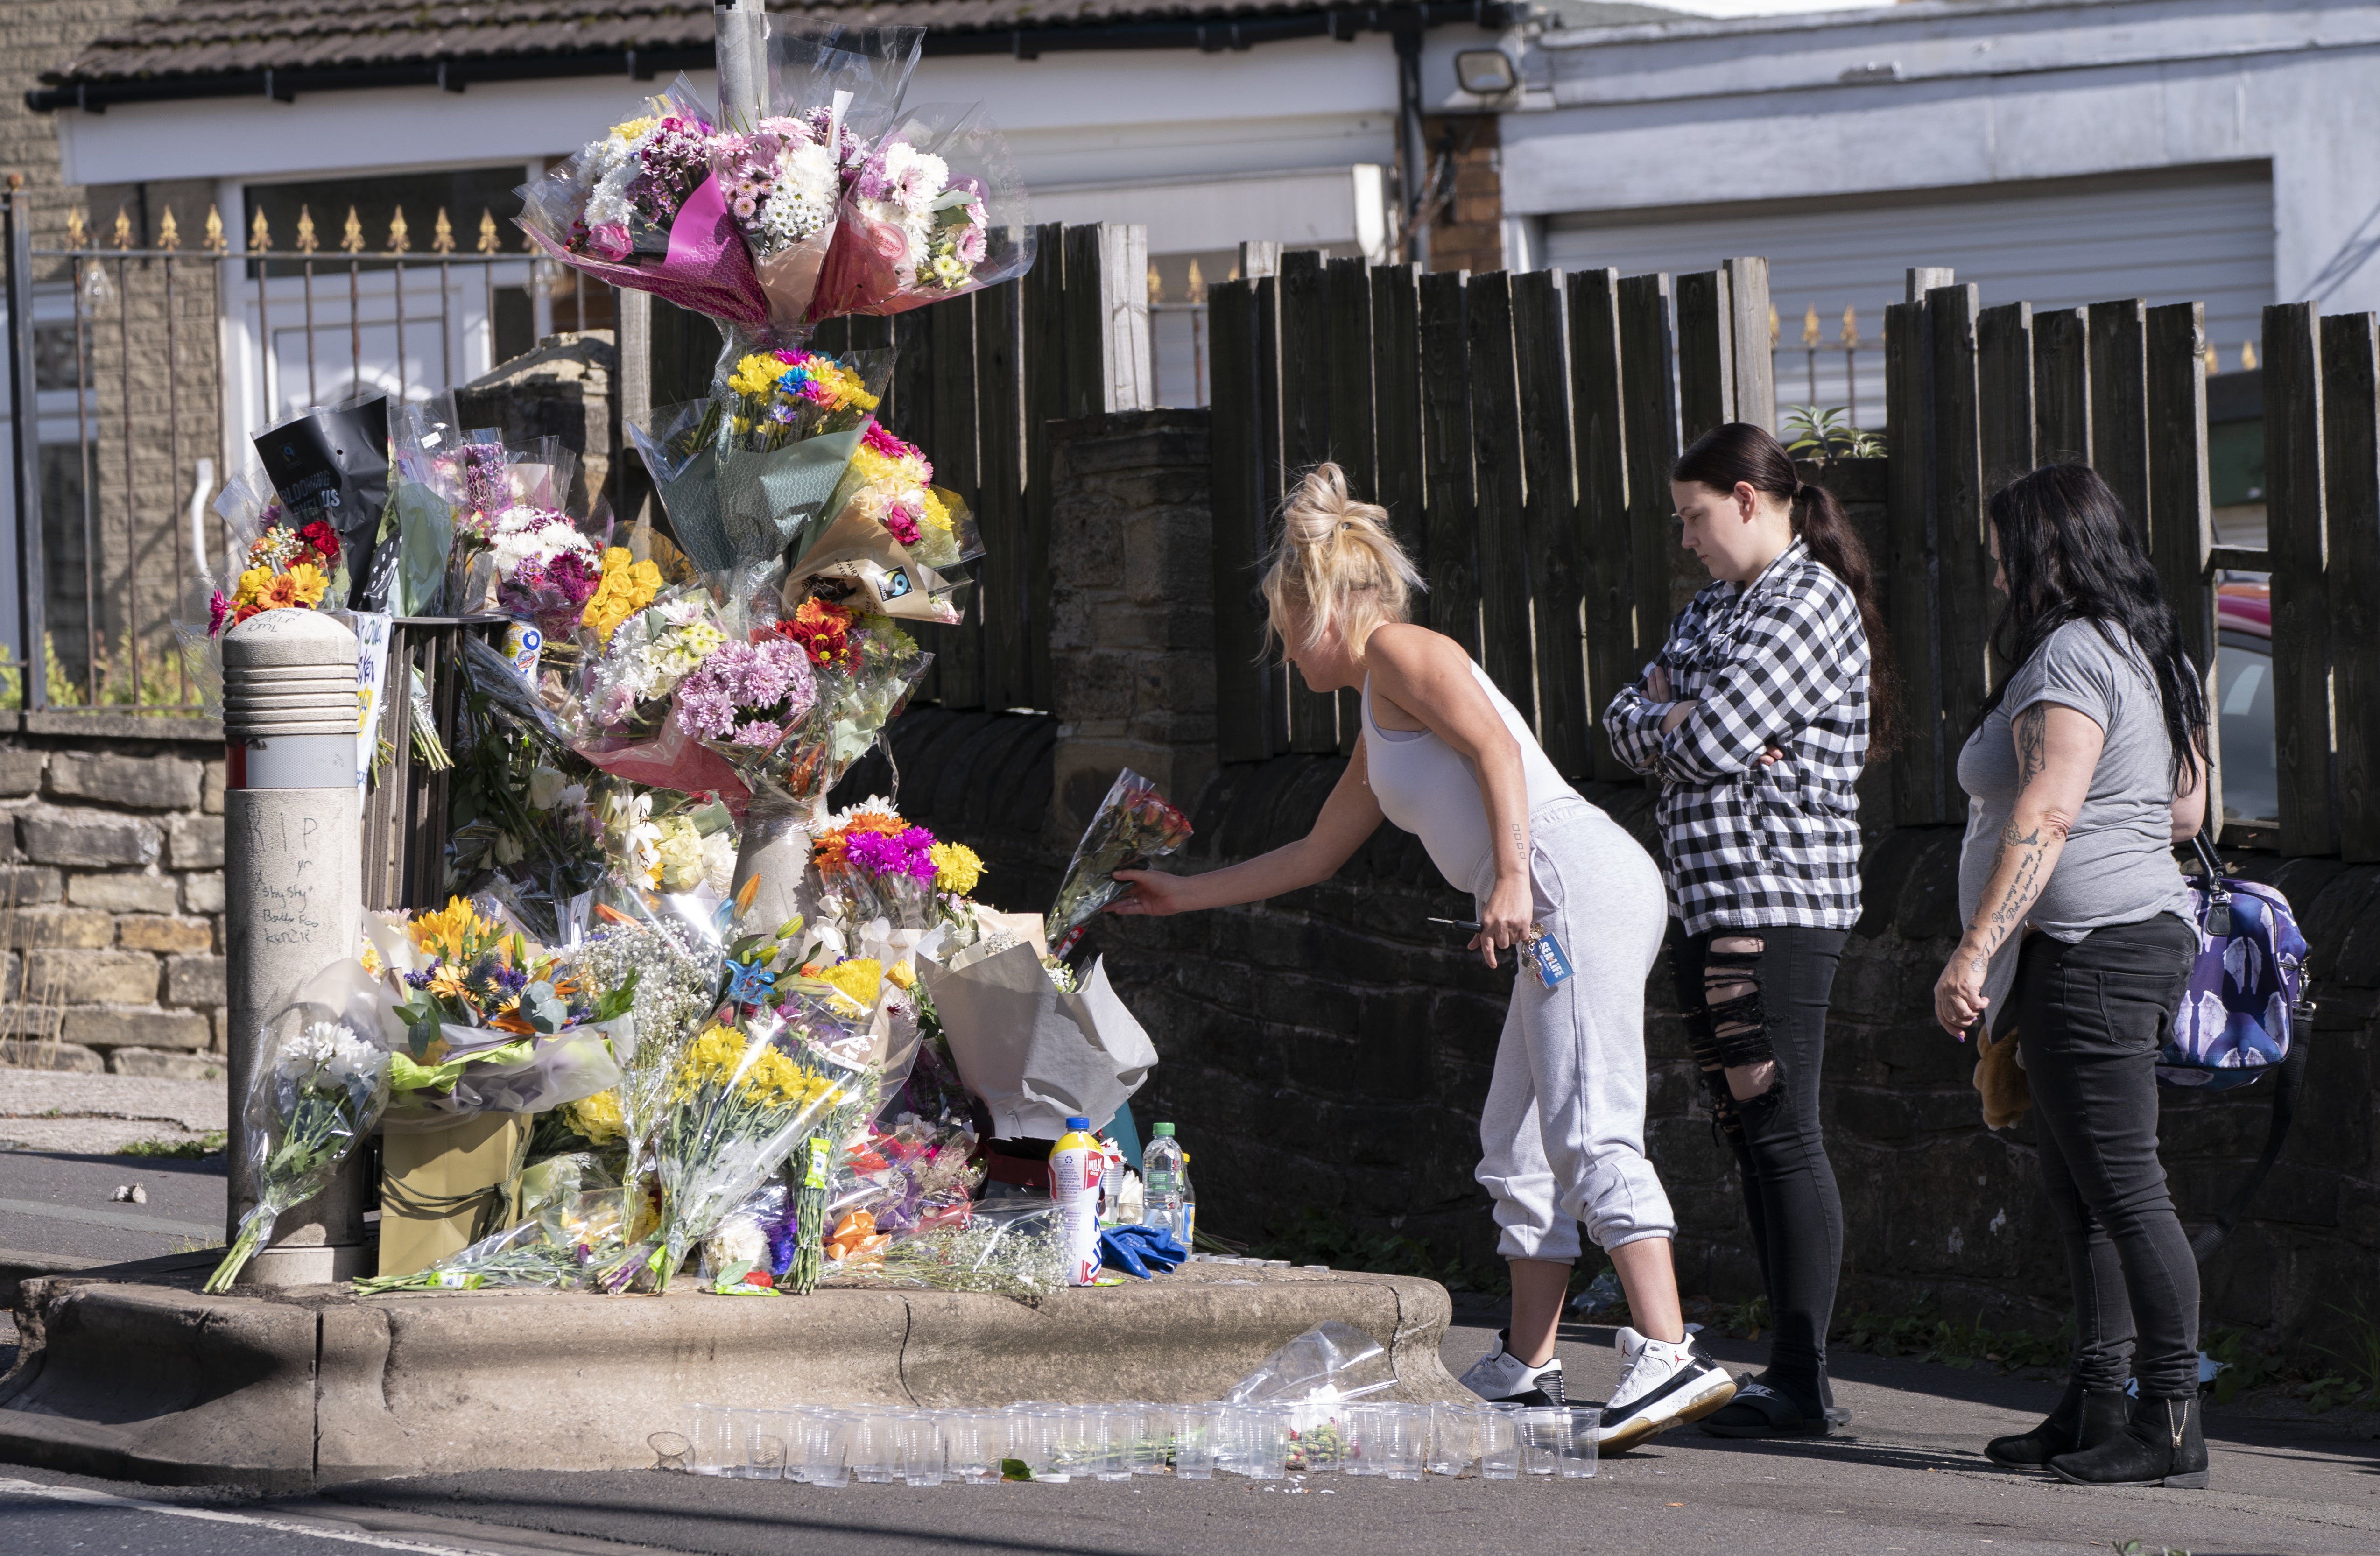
left=1362, top=663, right=1577, bottom=896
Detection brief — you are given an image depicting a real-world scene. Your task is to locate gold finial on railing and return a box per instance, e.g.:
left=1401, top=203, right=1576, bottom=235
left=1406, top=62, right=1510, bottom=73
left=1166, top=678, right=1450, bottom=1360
left=2241, top=340, right=2258, bottom=372
left=1767, top=302, right=1780, bottom=347
left=477, top=209, right=500, bottom=254
left=1841, top=304, right=1860, bottom=351
left=65, top=207, right=86, bottom=246
left=2203, top=345, right=2219, bottom=375
left=295, top=204, right=317, bottom=254
left=1187, top=258, right=1206, bottom=304
left=339, top=205, right=365, bottom=254
left=387, top=207, right=410, bottom=253
left=432, top=208, right=455, bottom=254
left=250, top=209, right=272, bottom=252
left=157, top=208, right=179, bottom=251
left=111, top=206, right=131, bottom=249
left=1803, top=303, right=1821, bottom=348
left=204, top=205, right=225, bottom=253
left=1226, top=263, right=1240, bottom=283
left=1148, top=263, right=1162, bottom=304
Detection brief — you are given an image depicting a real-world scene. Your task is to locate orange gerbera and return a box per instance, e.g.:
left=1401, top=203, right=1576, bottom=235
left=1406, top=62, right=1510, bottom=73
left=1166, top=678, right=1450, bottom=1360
left=810, top=809, right=908, bottom=872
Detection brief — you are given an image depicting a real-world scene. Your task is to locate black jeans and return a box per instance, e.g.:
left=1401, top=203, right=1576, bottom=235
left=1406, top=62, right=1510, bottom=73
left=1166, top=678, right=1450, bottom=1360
left=1671, top=922, right=1847, bottom=1408
left=2015, top=912, right=2201, bottom=1399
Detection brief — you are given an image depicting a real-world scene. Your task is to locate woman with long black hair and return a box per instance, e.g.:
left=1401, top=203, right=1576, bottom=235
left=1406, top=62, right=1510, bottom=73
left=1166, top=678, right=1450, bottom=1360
left=1935, top=464, right=2209, bottom=1487
left=1604, top=422, right=1894, bottom=1439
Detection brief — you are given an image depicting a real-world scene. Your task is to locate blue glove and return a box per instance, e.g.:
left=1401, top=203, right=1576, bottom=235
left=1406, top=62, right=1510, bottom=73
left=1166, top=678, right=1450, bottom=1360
left=1098, top=1223, right=1190, bottom=1279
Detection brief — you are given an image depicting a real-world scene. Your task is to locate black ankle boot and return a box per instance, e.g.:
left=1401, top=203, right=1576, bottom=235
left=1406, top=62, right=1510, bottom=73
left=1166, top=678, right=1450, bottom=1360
left=1985, top=1381, right=2130, bottom=1467
left=2048, top=1394, right=2209, bottom=1488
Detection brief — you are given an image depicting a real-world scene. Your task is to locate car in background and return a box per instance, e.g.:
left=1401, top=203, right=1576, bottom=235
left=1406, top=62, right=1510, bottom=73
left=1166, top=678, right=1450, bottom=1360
left=2215, top=581, right=2277, bottom=842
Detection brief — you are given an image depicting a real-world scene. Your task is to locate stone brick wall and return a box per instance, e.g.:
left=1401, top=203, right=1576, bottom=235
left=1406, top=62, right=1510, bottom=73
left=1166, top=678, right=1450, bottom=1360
left=0, top=729, right=227, bottom=1080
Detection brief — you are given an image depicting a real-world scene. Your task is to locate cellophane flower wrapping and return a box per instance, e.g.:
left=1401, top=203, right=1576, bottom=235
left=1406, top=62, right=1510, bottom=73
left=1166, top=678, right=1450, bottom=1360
left=647, top=1010, right=876, bottom=1289
left=1045, top=768, right=1196, bottom=954
left=516, top=79, right=772, bottom=330
left=824, top=1112, right=982, bottom=1247
left=808, top=799, right=942, bottom=947
left=350, top=1187, right=633, bottom=1294
left=765, top=603, right=932, bottom=810
left=806, top=101, right=1035, bottom=323
left=823, top=1199, right=1070, bottom=1298
left=205, top=962, right=395, bottom=1294
left=785, top=424, right=982, bottom=624
left=627, top=347, right=892, bottom=579
left=556, top=918, right=726, bottom=1165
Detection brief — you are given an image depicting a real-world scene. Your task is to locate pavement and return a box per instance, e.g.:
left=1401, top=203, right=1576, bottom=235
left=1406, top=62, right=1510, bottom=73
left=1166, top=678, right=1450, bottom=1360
left=0, top=1068, right=228, bottom=1154
left=0, top=1278, right=2373, bottom=1554
left=3, top=1110, right=2377, bottom=1553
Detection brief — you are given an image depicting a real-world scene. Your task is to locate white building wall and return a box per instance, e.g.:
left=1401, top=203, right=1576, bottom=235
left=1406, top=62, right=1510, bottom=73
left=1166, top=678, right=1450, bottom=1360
left=1504, top=0, right=2380, bottom=316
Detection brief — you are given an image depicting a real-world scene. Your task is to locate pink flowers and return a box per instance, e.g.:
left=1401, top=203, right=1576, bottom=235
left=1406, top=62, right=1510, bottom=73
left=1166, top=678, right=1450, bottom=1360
left=675, top=638, right=817, bottom=746
left=844, top=825, right=938, bottom=882
left=884, top=504, right=922, bottom=547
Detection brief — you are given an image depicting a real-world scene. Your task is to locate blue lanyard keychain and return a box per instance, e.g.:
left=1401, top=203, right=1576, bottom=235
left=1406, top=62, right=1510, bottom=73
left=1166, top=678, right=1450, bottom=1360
left=1522, top=924, right=1573, bottom=990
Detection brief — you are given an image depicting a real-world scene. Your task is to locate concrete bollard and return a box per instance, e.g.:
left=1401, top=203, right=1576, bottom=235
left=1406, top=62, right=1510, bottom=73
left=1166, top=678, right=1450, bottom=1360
left=221, top=608, right=368, bottom=1285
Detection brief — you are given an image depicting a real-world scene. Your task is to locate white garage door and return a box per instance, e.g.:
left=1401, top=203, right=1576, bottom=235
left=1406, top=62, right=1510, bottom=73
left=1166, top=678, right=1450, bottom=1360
left=1541, top=165, right=2275, bottom=429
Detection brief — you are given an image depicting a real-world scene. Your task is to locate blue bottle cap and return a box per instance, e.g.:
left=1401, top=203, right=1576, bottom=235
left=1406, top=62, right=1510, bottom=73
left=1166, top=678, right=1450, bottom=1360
left=1065, top=1115, right=1091, bottom=1131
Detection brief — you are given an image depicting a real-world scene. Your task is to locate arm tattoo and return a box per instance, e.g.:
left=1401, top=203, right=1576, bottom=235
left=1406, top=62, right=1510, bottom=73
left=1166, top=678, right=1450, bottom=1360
left=2014, top=705, right=2048, bottom=788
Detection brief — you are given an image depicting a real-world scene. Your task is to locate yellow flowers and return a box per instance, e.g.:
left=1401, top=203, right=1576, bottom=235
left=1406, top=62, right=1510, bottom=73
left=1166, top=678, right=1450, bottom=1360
left=727, top=353, right=783, bottom=400
left=667, top=1023, right=840, bottom=1115
left=921, top=487, right=955, bottom=537
left=885, top=962, right=915, bottom=992
left=740, top=1047, right=839, bottom=1111
left=929, top=841, right=984, bottom=896
left=816, top=958, right=883, bottom=1014
left=408, top=895, right=503, bottom=965
left=564, top=1088, right=626, bottom=1146
left=610, top=114, right=660, bottom=143
left=582, top=547, right=663, bottom=643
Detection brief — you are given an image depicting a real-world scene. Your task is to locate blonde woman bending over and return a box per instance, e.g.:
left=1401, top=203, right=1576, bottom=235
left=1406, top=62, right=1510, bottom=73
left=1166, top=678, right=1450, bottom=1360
left=1111, top=464, right=1735, bottom=1450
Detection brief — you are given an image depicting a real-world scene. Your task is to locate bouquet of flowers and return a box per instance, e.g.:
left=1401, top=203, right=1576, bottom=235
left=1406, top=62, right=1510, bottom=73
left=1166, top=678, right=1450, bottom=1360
left=810, top=801, right=940, bottom=940
left=645, top=1012, right=875, bottom=1289
left=567, top=558, right=760, bottom=805
left=807, top=102, right=1036, bottom=323
left=599, top=789, right=739, bottom=901
left=786, top=424, right=982, bottom=624
left=825, top=1113, right=982, bottom=1244
left=489, top=505, right=604, bottom=642
left=765, top=601, right=932, bottom=810
left=207, top=488, right=344, bottom=634
left=674, top=632, right=820, bottom=779
left=249, top=398, right=392, bottom=608
left=823, top=1199, right=1070, bottom=1298
left=556, top=918, right=729, bottom=1169
left=205, top=967, right=394, bottom=1293
left=1046, top=768, right=1195, bottom=955
left=369, top=896, right=630, bottom=1122
left=628, top=347, right=894, bottom=579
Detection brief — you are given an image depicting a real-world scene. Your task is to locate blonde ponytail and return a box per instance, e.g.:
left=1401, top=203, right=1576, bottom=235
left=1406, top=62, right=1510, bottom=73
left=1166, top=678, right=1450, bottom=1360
left=1260, top=462, right=1423, bottom=658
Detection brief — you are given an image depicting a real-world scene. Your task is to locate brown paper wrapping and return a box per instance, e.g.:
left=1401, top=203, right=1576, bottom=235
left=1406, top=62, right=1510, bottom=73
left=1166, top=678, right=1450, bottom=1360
left=374, top=1112, right=531, bottom=1277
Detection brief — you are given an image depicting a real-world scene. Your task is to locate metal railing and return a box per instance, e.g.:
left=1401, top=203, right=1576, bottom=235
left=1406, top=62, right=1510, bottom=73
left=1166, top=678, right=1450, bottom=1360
left=0, top=185, right=606, bottom=716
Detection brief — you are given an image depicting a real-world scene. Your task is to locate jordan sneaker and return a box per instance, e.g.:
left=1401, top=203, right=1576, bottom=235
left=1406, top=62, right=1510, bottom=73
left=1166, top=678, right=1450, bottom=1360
left=1594, top=1326, right=1737, bottom=1452
left=1458, top=1330, right=1567, bottom=1407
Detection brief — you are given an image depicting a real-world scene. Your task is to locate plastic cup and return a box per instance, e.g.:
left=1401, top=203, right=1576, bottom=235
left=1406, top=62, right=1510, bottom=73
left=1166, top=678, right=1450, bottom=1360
left=1554, top=1408, right=1600, bottom=1479
left=943, top=1411, right=1003, bottom=1486
left=1427, top=1403, right=1480, bottom=1476
left=1520, top=1407, right=1575, bottom=1476
left=1371, top=1408, right=1426, bottom=1480
left=847, top=1408, right=901, bottom=1485
left=1172, top=1404, right=1220, bottom=1480
left=792, top=1410, right=851, bottom=1487
left=1021, top=1409, right=1073, bottom=1483
left=1478, top=1408, right=1522, bottom=1480
left=1220, top=1405, right=1285, bottom=1479
left=688, top=1404, right=731, bottom=1477
left=896, top=1412, right=947, bottom=1487
left=1285, top=1402, right=1345, bottom=1474
left=1127, top=1404, right=1173, bottom=1475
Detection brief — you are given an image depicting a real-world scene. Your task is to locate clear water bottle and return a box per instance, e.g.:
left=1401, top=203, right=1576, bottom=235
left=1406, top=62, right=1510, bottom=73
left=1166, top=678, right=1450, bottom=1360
left=1176, top=1146, right=1196, bottom=1249
left=1142, top=1122, right=1184, bottom=1239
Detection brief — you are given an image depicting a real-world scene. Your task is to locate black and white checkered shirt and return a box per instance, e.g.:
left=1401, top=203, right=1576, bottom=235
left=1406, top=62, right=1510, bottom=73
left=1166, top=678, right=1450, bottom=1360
left=1603, top=538, right=1870, bottom=935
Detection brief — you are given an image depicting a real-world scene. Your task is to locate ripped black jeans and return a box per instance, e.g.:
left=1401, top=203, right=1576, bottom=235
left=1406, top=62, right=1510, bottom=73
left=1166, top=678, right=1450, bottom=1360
left=1670, top=922, right=1848, bottom=1409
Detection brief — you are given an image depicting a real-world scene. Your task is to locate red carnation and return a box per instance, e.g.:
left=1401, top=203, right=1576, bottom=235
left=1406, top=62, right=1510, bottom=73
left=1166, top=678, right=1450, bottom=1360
left=298, top=520, right=341, bottom=563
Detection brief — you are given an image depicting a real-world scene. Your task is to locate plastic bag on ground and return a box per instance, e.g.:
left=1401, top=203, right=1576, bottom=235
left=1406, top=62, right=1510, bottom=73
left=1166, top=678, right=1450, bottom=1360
left=1226, top=1320, right=1397, bottom=1406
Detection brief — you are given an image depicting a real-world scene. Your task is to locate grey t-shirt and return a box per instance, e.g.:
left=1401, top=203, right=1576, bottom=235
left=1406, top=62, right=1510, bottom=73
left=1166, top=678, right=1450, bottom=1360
left=1956, top=619, right=2192, bottom=955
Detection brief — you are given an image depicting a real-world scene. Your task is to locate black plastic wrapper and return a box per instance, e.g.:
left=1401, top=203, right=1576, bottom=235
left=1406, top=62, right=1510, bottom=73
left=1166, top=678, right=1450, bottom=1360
left=253, top=398, right=392, bottom=610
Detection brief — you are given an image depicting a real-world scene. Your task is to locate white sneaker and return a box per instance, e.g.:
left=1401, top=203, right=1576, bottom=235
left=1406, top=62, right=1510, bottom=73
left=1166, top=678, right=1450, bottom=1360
left=1458, top=1330, right=1567, bottom=1406
left=1593, top=1326, right=1737, bottom=1452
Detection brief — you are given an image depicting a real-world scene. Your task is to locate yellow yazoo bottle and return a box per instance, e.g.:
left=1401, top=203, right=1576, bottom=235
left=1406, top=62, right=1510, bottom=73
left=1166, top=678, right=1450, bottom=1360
left=1051, top=1115, right=1105, bottom=1286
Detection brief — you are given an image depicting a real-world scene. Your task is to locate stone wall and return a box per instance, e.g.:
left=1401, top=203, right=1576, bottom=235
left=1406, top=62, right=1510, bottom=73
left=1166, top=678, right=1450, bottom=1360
left=0, top=727, right=227, bottom=1080
left=880, top=407, right=2380, bottom=1366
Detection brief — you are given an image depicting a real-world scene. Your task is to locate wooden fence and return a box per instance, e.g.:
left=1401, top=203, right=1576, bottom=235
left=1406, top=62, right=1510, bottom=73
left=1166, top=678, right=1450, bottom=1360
left=1205, top=251, right=2380, bottom=861
left=647, top=220, right=1153, bottom=717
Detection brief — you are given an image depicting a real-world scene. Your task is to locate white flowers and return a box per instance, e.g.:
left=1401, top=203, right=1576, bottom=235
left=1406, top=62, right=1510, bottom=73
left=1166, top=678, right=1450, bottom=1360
left=528, top=765, right=568, bottom=810
left=488, top=506, right=596, bottom=581
left=279, top=1020, right=382, bottom=1085
left=758, top=138, right=838, bottom=250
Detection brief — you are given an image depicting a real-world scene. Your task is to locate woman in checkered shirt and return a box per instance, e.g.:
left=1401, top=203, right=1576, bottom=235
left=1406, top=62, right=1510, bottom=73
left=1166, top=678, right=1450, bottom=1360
left=1603, top=422, right=1897, bottom=1439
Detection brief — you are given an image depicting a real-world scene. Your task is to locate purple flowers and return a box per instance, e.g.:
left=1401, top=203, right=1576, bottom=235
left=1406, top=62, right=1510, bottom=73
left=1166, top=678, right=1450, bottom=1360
left=844, top=825, right=937, bottom=882
left=676, top=638, right=817, bottom=744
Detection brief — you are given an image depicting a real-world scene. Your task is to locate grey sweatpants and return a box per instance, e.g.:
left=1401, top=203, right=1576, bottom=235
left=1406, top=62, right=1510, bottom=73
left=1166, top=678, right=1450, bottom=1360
left=1473, top=795, right=1676, bottom=1261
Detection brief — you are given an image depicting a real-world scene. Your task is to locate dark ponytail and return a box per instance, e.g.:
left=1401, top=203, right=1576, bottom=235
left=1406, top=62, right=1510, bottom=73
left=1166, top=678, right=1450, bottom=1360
left=1672, top=422, right=1900, bottom=757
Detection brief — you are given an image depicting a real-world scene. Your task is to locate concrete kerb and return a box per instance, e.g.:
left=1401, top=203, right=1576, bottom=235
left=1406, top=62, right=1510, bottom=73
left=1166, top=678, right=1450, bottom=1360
left=0, top=1262, right=1466, bottom=1489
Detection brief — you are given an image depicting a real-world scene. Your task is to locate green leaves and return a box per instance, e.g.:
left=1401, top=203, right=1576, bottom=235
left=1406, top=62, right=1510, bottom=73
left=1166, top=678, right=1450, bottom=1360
left=590, top=968, right=641, bottom=1024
